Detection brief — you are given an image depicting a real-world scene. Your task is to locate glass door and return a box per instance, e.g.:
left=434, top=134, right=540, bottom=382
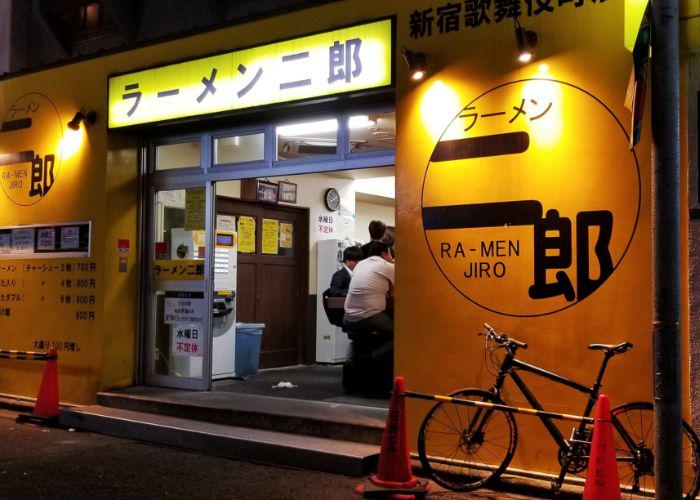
left=145, top=183, right=213, bottom=390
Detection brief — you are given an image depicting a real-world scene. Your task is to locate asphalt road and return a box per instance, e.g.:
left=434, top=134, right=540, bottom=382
left=0, top=409, right=548, bottom=499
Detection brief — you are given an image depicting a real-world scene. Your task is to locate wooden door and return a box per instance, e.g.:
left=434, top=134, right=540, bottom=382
left=216, top=197, right=309, bottom=368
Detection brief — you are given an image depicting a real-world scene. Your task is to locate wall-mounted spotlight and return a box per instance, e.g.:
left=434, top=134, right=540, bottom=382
left=401, top=46, right=428, bottom=82
left=67, top=107, right=97, bottom=130
left=514, top=20, right=538, bottom=63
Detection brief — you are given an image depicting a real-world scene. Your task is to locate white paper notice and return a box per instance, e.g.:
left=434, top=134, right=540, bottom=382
left=216, top=214, right=236, bottom=231
left=37, top=228, right=56, bottom=251
left=340, top=214, right=354, bottom=232
left=314, top=213, right=336, bottom=235
left=11, top=228, right=34, bottom=254
left=164, top=293, right=205, bottom=325
left=61, top=226, right=80, bottom=250
left=171, top=324, right=203, bottom=357
left=338, top=205, right=354, bottom=232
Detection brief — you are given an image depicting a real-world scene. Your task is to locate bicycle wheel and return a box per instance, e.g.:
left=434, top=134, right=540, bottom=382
left=612, top=402, right=700, bottom=499
left=417, top=388, right=517, bottom=491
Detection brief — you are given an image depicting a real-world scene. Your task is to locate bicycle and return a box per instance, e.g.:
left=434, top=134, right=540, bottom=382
left=416, top=323, right=700, bottom=497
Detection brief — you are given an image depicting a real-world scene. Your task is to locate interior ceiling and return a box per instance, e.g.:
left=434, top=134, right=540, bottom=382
left=325, top=166, right=395, bottom=180
left=356, top=192, right=395, bottom=207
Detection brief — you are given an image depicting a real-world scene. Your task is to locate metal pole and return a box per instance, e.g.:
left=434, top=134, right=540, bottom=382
left=651, top=0, right=682, bottom=497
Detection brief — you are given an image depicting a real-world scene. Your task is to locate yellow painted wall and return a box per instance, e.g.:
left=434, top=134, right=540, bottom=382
left=0, top=0, right=689, bottom=477
left=392, top=0, right=655, bottom=475
left=0, top=74, right=108, bottom=402
left=0, top=60, right=145, bottom=403
left=102, top=133, right=140, bottom=390
left=682, top=0, right=700, bottom=50
left=0, top=52, right=142, bottom=404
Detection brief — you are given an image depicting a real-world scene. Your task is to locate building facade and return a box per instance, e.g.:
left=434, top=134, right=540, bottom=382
left=0, top=0, right=699, bottom=478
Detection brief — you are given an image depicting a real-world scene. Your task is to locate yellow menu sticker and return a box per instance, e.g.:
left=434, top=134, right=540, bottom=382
left=280, top=222, right=293, bottom=249
left=262, top=218, right=279, bottom=255
left=238, top=216, right=256, bottom=253
left=153, top=259, right=205, bottom=281
left=185, top=187, right=206, bottom=231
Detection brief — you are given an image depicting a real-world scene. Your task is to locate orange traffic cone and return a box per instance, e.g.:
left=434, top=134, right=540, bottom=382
left=355, top=376, right=429, bottom=499
left=583, top=394, right=621, bottom=500
left=17, top=348, right=59, bottom=425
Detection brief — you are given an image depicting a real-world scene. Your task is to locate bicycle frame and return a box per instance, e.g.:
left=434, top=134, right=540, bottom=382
left=488, top=345, right=616, bottom=453
left=414, top=333, right=700, bottom=498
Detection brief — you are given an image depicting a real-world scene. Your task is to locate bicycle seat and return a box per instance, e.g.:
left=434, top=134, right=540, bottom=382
left=588, top=341, right=633, bottom=355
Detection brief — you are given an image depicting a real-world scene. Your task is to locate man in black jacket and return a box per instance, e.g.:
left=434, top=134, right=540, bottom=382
left=360, top=220, right=387, bottom=259
left=328, top=246, right=363, bottom=297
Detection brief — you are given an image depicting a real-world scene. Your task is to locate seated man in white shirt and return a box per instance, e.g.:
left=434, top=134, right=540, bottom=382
left=343, top=241, right=394, bottom=342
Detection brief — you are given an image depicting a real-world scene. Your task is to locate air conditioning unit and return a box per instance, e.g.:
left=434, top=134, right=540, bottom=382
left=280, top=140, right=336, bottom=159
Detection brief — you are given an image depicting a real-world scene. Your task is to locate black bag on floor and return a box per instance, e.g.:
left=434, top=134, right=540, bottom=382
left=342, top=334, right=393, bottom=396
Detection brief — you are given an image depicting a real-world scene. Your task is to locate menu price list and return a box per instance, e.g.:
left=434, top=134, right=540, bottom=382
left=0, top=260, right=99, bottom=342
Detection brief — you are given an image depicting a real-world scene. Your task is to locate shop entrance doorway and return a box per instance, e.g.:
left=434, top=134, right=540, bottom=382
left=216, top=197, right=309, bottom=368
left=141, top=109, right=396, bottom=397
left=211, top=166, right=395, bottom=406
left=145, top=182, right=214, bottom=390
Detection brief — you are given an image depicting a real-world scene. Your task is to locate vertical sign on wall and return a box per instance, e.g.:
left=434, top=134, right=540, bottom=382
left=280, top=222, right=293, bottom=249
left=185, top=188, right=206, bottom=231
left=262, top=218, right=279, bottom=255
left=237, top=216, right=256, bottom=253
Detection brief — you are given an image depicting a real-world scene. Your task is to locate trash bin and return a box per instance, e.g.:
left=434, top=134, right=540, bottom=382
left=235, top=323, right=265, bottom=377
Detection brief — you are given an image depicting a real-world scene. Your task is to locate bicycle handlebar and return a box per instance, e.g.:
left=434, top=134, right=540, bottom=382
left=482, top=323, right=528, bottom=349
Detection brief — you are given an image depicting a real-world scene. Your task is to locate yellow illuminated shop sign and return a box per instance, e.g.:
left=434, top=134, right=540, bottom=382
left=108, top=19, right=393, bottom=128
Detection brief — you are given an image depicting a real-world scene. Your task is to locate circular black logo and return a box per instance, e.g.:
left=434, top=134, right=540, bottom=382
left=421, top=79, right=640, bottom=317
left=0, top=93, right=64, bottom=206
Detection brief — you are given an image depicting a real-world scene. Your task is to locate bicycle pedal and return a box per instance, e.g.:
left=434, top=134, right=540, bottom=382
left=550, top=480, right=562, bottom=493
left=569, top=438, right=592, bottom=445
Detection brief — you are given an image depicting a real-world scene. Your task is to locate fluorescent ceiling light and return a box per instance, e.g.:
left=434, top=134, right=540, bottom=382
left=277, top=119, right=338, bottom=136
left=349, top=115, right=376, bottom=129
left=277, top=116, right=376, bottom=136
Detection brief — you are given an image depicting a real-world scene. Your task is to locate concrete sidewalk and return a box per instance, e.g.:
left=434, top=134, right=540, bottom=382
left=0, top=408, right=568, bottom=499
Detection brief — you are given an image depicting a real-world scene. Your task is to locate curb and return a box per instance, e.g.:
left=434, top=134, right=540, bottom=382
left=0, top=395, right=35, bottom=413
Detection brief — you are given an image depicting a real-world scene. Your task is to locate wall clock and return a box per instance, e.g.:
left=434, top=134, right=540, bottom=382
left=324, top=188, right=341, bottom=211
